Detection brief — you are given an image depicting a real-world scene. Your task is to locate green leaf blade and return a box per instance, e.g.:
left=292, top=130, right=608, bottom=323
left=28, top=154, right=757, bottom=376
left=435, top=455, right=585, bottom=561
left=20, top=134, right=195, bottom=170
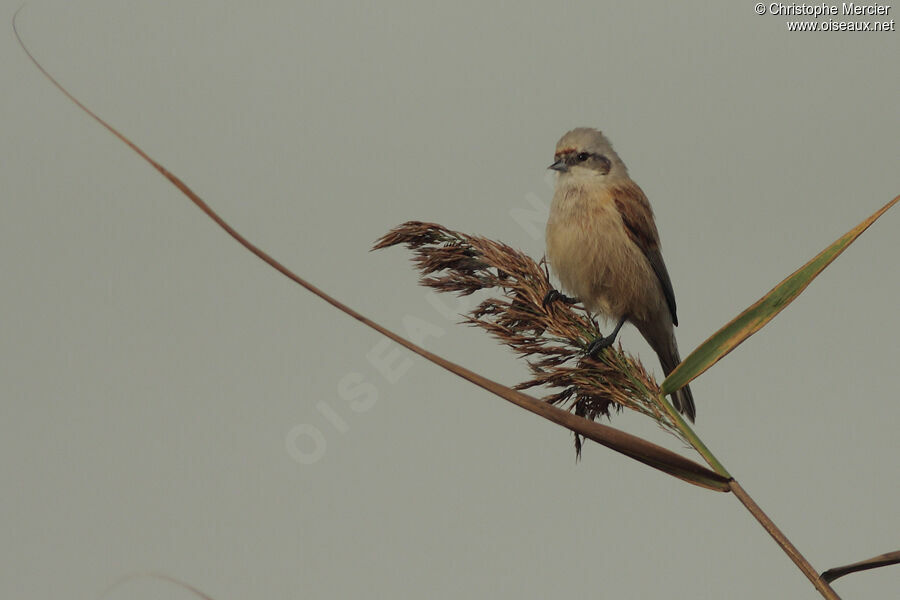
left=662, top=195, right=899, bottom=396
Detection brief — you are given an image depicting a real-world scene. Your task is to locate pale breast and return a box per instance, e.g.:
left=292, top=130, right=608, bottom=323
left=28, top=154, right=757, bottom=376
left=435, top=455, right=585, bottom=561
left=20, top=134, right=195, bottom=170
left=546, top=183, right=662, bottom=321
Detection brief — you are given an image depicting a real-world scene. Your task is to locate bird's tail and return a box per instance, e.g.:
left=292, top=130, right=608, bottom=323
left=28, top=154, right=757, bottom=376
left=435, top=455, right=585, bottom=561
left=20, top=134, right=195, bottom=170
left=659, top=348, right=695, bottom=423
left=637, top=319, right=696, bottom=422
left=670, top=382, right=696, bottom=423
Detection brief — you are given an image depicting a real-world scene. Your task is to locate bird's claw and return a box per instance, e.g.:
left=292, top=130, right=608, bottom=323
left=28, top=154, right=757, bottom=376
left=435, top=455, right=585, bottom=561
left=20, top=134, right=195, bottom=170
left=542, top=289, right=577, bottom=308
left=542, top=290, right=561, bottom=307
left=585, top=334, right=616, bottom=357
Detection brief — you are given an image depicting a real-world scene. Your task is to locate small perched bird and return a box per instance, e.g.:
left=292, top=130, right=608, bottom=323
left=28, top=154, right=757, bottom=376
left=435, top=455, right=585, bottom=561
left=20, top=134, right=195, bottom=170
left=544, top=127, right=696, bottom=421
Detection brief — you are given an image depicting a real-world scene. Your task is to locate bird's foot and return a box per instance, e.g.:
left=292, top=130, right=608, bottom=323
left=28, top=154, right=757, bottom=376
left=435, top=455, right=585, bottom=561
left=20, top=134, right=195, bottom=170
left=585, top=316, right=627, bottom=357
left=542, top=289, right=578, bottom=308
left=585, top=334, right=617, bottom=357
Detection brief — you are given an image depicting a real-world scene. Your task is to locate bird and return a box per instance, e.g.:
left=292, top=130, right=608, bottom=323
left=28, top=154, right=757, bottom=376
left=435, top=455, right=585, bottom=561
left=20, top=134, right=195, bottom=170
left=544, top=127, right=696, bottom=422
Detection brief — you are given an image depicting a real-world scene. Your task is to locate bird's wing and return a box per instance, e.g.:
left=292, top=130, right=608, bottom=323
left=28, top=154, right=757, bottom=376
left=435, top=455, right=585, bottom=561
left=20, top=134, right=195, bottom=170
left=613, top=184, right=679, bottom=326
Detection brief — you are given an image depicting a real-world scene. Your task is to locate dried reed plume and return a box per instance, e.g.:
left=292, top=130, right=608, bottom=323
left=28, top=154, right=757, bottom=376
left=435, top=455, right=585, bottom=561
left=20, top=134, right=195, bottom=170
left=374, top=222, right=688, bottom=454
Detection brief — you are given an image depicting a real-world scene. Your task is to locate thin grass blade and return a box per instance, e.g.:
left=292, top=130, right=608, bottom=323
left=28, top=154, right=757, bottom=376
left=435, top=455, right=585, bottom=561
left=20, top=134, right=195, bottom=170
left=821, top=549, right=900, bottom=583
left=662, top=195, right=899, bottom=396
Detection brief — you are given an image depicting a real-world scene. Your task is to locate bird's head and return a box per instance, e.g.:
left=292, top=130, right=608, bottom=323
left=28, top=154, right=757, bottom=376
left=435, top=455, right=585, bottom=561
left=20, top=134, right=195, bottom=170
left=549, top=127, right=626, bottom=181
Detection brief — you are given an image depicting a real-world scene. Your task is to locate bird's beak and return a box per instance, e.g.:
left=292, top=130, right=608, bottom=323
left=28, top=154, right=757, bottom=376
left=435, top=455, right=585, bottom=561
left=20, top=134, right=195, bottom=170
left=548, top=159, right=568, bottom=172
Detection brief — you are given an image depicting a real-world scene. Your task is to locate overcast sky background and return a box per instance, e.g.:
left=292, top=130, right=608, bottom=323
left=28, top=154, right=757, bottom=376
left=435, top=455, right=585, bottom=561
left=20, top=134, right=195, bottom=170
left=2, top=2, right=898, bottom=598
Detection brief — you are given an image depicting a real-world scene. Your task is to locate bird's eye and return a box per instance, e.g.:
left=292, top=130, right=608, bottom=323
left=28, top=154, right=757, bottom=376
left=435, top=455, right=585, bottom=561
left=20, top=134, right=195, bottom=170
left=576, top=152, right=590, bottom=162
